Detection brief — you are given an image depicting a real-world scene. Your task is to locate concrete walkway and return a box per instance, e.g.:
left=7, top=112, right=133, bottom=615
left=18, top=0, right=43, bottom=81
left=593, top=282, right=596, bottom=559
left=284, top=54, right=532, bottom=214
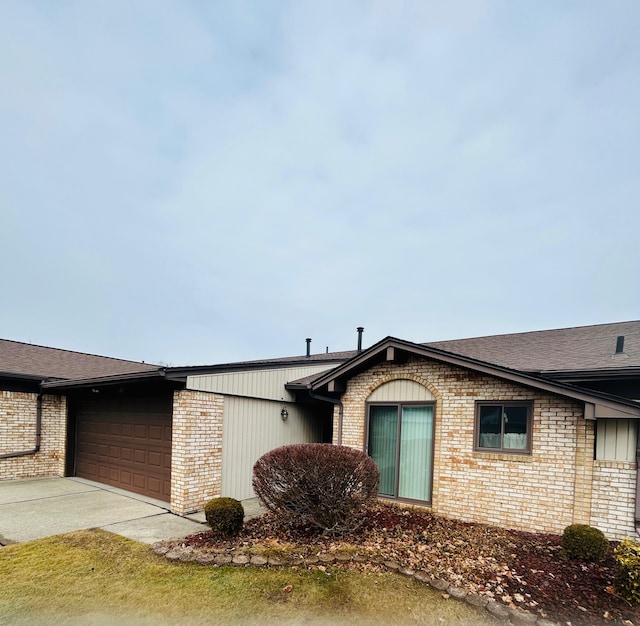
left=0, top=477, right=264, bottom=546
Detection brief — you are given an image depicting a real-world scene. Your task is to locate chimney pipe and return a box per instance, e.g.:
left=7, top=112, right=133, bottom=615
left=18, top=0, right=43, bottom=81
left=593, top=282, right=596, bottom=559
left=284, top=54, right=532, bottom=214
left=306, top=338, right=312, bottom=357
left=357, top=327, right=364, bottom=353
left=616, top=336, right=625, bottom=354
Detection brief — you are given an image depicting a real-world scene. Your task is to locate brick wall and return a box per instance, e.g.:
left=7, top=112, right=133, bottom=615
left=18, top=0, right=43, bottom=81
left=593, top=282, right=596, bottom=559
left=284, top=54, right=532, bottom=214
left=334, top=357, right=601, bottom=536
left=171, top=389, right=224, bottom=515
left=591, top=461, right=637, bottom=539
left=0, top=391, right=67, bottom=480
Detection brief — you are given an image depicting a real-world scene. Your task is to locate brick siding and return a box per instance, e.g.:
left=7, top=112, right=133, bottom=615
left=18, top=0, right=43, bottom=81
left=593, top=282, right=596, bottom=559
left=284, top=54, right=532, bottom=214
left=171, top=389, right=224, bottom=515
left=332, top=357, right=627, bottom=537
left=0, top=391, right=66, bottom=479
left=591, top=461, right=637, bottom=539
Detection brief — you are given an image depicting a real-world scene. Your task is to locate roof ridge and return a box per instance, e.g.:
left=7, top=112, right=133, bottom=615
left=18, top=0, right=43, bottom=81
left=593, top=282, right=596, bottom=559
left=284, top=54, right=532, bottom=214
left=423, top=320, right=640, bottom=344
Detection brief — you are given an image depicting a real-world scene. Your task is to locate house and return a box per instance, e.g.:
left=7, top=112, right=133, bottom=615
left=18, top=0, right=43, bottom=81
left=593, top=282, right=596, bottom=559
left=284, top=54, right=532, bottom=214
left=0, top=339, right=345, bottom=513
left=2, top=321, right=640, bottom=540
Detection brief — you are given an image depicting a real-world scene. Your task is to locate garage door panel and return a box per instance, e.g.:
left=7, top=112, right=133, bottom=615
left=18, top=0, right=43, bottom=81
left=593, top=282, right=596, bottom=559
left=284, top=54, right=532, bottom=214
left=148, top=451, right=162, bottom=467
left=147, top=477, right=161, bottom=494
left=120, top=470, right=132, bottom=487
left=74, top=395, right=172, bottom=502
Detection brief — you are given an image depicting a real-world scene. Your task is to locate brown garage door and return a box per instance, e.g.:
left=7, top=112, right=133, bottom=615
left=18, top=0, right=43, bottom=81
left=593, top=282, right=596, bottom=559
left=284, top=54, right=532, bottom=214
left=74, top=395, right=172, bottom=501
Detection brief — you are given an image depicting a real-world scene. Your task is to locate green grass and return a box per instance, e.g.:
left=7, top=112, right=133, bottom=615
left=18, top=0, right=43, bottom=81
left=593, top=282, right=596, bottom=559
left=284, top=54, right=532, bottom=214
left=0, top=530, right=494, bottom=625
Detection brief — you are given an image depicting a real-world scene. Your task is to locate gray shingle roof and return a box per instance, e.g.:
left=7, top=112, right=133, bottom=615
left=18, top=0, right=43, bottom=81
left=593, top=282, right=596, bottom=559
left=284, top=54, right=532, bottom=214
left=0, top=339, right=158, bottom=381
left=425, top=321, right=640, bottom=373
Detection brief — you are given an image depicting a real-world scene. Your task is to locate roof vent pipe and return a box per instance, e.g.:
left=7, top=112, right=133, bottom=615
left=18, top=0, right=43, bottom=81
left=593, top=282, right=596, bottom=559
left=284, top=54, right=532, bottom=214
left=357, top=327, right=364, bottom=353
left=616, top=336, right=625, bottom=354
left=306, top=338, right=312, bottom=357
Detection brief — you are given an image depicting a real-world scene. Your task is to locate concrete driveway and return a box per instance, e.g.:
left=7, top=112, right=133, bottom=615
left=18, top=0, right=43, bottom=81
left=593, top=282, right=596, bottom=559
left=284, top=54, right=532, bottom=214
left=0, top=477, right=206, bottom=546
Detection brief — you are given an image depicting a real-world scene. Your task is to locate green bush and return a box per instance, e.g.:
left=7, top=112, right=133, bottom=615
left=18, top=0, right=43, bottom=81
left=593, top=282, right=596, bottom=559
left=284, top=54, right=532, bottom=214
left=615, top=538, right=640, bottom=604
left=204, top=497, right=244, bottom=537
left=562, top=524, right=609, bottom=562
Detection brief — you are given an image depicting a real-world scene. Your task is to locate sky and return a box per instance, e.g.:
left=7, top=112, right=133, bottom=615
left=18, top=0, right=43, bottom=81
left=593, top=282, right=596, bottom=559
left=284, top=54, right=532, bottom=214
left=1, top=0, right=639, bottom=366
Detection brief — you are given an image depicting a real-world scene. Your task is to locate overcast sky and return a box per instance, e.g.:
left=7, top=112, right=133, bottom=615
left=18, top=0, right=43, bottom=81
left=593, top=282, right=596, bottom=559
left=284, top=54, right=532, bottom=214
left=1, top=1, right=638, bottom=366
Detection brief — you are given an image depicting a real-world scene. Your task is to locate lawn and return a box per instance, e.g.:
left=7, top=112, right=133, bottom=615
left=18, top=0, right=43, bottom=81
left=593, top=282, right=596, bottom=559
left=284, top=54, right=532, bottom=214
left=0, top=529, right=493, bottom=625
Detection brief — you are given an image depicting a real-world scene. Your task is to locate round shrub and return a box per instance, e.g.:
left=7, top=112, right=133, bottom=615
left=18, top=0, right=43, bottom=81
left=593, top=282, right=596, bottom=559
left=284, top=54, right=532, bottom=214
left=252, top=443, right=380, bottom=535
left=204, top=497, right=244, bottom=537
left=562, top=523, right=609, bottom=562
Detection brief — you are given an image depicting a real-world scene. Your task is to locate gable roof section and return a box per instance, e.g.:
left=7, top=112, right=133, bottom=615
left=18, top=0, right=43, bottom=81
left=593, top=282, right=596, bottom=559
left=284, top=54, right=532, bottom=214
left=0, top=338, right=158, bottom=382
left=306, top=336, right=640, bottom=419
left=425, top=321, right=640, bottom=374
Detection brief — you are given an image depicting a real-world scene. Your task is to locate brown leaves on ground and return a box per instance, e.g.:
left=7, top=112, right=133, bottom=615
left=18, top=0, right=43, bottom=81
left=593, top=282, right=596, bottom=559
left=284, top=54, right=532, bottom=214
left=175, top=502, right=639, bottom=626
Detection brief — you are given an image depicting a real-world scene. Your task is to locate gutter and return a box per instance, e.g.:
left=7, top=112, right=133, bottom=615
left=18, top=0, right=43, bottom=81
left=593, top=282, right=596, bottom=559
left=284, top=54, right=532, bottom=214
left=0, top=391, right=42, bottom=459
left=41, top=368, right=167, bottom=390
left=308, top=389, right=344, bottom=446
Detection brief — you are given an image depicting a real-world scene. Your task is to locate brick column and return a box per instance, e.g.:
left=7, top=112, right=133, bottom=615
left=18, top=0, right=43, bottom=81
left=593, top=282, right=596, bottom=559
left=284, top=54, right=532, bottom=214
left=572, top=418, right=595, bottom=525
left=171, top=390, right=224, bottom=515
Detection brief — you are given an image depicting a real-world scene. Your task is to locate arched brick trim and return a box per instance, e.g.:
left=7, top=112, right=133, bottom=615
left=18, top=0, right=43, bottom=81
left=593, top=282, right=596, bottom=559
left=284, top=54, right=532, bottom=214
left=365, top=373, right=441, bottom=402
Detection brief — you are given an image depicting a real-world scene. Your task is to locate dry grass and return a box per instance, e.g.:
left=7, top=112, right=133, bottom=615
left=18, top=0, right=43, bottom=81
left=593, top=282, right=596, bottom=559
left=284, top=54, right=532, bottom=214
left=0, top=529, right=494, bottom=625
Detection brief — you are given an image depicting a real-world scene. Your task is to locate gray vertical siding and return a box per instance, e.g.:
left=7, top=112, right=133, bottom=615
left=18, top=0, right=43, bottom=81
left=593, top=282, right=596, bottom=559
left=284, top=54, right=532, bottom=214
left=596, top=419, right=637, bottom=462
left=187, top=364, right=333, bottom=401
left=221, top=396, right=322, bottom=500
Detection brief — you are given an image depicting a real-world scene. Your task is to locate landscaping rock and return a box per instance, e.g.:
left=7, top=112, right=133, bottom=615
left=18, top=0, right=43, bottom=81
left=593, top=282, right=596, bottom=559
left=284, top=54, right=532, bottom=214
left=178, top=551, right=194, bottom=562
left=335, top=553, right=352, bottom=562
left=232, top=554, right=250, bottom=565
left=448, top=586, right=467, bottom=600
left=164, top=549, right=183, bottom=562
left=195, top=553, right=216, bottom=565
left=399, top=567, right=415, bottom=577
left=214, top=554, right=232, bottom=565
left=267, top=557, right=284, bottom=566
left=384, top=560, right=401, bottom=570
left=318, top=553, right=334, bottom=563
left=535, top=620, right=558, bottom=626
left=485, top=601, right=510, bottom=620
left=430, top=578, right=449, bottom=591
left=250, top=555, right=268, bottom=567
left=152, top=543, right=169, bottom=556
left=413, top=570, right=431, bottom=583
left=465, top=593, right=488, bottom=608
left=509, top=608, right=538, bottom=625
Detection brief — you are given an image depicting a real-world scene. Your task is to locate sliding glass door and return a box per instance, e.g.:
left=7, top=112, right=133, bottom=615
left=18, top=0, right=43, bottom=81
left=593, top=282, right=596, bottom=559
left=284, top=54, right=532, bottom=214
left=368, top=404, right=434, bottom=502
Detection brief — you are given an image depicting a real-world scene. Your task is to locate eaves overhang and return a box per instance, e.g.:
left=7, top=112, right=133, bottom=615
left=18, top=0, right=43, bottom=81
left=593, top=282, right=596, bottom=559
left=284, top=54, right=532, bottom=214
left=0, top=371, right=48, bottom=383
left=308, top=336, right=640, bottom=419
left=540, top=367, right=640, bottom=382
left=40, top=369, right=170, bottom=391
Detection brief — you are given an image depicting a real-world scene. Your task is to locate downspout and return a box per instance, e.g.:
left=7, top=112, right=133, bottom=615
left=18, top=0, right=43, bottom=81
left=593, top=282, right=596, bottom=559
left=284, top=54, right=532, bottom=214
left=0, top=390, right=43, bottom=459
left=308, top=389, right=344, bottom=446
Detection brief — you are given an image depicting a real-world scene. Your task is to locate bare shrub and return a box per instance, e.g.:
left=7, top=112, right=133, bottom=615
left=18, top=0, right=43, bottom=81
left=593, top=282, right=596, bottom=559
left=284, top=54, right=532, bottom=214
left=252, top=443, right=380, bottom=534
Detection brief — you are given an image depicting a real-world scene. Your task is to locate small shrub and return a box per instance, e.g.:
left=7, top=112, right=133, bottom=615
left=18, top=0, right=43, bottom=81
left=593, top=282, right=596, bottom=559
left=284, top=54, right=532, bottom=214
left=252, top=443, right=380, bottom=534
left=204, top=497, right=244, bottom=537
left=615, top=538, right=640, bottom=604
left=562, top=523, right=609, bottom=562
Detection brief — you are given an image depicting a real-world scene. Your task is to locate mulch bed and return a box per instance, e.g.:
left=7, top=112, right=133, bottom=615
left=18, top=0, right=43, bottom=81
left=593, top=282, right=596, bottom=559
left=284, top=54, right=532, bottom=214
left=167, top=502, right=639, bottom=626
